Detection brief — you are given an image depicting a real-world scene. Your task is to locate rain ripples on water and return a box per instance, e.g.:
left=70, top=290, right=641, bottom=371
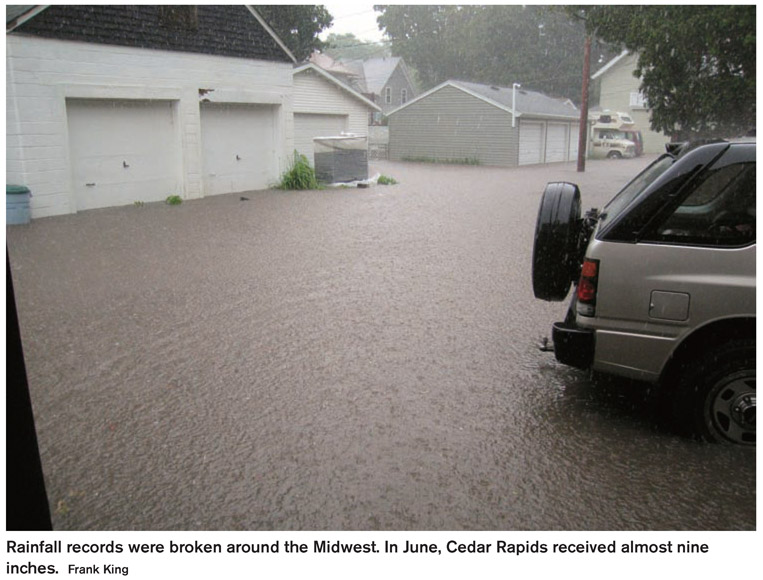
left=7, top=158, right=755, bottom=530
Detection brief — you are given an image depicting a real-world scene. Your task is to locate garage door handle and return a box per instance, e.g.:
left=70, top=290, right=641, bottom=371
left=236, top=155, right=241, bottom=161
left=86, top=183, right=96, bottom=187
left=123, top=161, right=130, bottom=168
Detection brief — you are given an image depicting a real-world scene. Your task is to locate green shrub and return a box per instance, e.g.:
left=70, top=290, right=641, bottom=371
left=165, top=195, right=182, bottom=205
left=276, top=152, right=320, bottom=190
left=378, top=175, right=398, bottom=185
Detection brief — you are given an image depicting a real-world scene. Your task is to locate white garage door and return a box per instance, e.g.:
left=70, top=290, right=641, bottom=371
left=294, top=113, right=349, bottom=166
left=201, top=103, right=278, bottom=196
left=568, top=124, right=580, bottom=161
left=519, top=121, right=544, bottom=165
left=545, top=123, right=568, bottom=163
left=66, top=99, right=181, bottom=211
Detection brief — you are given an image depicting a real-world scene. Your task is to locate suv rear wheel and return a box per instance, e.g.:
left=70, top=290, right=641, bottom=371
left=672, top=340, right=756, bottom=445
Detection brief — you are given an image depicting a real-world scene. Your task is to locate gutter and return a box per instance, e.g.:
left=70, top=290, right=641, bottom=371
left=6, top=5, right=49, bottom=33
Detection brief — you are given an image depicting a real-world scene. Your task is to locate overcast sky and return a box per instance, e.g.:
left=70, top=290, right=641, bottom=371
left=319, top=1, right=385, bottom=43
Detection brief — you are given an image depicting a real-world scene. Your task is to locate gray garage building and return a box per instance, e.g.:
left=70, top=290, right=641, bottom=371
left=387, top=80, right=582, bottom=167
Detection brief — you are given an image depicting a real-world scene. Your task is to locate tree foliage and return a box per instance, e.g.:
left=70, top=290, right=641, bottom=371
left=255, top=5, right=333, bottom=62
left=573, top=5, right=755, bottom=138
left=375, top=5, right=617, bottom=100
left=323, top=33, right=389, bottom=61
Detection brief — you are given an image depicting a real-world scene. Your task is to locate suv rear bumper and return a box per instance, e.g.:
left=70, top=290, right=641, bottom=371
left=552, top=321, right=594, bottom=369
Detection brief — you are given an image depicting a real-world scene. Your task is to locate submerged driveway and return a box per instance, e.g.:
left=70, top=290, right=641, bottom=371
left=7, top=157, right=755, bottom=530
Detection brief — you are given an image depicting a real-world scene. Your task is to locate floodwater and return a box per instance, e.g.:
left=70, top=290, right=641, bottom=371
left=6, top=157, right=755, bottom=530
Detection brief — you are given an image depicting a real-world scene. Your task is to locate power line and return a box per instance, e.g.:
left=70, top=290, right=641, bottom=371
left=330, top=9, right=379, bottom=21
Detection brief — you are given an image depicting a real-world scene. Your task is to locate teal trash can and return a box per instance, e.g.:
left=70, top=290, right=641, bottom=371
left=6, top=185, right=31, bottom=225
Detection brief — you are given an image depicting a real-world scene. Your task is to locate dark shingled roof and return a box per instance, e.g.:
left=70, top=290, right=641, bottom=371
left=12, top=5, right=292, bottom=63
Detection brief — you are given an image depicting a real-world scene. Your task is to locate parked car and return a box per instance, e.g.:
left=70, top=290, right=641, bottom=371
left=532, top=141, right=756, bottom=445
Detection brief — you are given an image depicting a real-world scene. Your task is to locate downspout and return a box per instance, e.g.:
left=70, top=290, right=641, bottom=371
left=512, top=83, right=521, bottom=128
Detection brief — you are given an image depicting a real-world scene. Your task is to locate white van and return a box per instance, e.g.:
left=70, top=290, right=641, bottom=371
left=589, top=112, right=643, bottom=159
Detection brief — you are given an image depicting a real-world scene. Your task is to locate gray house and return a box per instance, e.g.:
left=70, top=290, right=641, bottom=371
left=387, top=80, right=582, bottom=167
left=358, top=57, right=417, bottom=117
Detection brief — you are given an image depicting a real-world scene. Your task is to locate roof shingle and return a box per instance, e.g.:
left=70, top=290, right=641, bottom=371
left=12, top=5, right=292, bottom=63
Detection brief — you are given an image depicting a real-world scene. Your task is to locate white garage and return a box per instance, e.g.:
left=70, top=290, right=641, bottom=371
left=519, top=121, right=544, bottom=166
left=294, top=113, right=349, bottom=166
left=200, top=103, right=279, bottom=196
left=387, top=80, right=580, bottom=168
left=66, top=99, right=182, bottom=211
left=7, top=5, right=297, bottom=218
left=293, top=63, right=380, bottom=168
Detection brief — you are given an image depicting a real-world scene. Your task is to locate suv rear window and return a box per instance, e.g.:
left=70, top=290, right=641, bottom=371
left=647, top=162, right=755, bottom=247
left=601, top=155, right=675, bottom=223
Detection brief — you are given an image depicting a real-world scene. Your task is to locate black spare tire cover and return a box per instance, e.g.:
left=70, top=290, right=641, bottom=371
left=532, top=182, right=582, bottom=301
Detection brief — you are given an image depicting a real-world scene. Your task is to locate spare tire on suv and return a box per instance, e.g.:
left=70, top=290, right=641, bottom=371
left=532, top=182, right=582, bottom=301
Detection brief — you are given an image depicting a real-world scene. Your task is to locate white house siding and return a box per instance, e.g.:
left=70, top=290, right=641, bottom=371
left=388, top=85, right=519, bottom=167
left=293, top=69, right=370, bottom=166
left=597, top=52, right=670, bottom=154
left=5, top=36, right=294, bottom=218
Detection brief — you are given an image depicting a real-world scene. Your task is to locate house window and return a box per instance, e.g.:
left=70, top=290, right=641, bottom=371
left=385, top=87, right=391, bottom=105
left=630, top=91, right=647, bottom=109
left=401, top=88, right=408, bottom=104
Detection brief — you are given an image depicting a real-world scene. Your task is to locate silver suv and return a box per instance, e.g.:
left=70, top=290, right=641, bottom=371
left=532, top=141, right=755, bottom=445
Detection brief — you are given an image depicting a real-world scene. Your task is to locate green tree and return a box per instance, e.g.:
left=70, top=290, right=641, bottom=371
left=573, top=5, right=755, bottom=138
left=323, top=33, right=389, bottom=61
left=375, top=5, right=617, bottom=100
left=255, top=5, right=333, bottom=61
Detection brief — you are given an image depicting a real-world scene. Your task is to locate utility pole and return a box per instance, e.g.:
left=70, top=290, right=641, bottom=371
left=577, top=35, right=591, bottom=172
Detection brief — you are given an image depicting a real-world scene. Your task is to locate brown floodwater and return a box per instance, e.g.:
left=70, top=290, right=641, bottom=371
left=7, top=157, right=755, bottom=530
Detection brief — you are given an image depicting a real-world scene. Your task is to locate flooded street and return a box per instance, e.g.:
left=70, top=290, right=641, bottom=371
left=7, top=157, right=755, bottom=531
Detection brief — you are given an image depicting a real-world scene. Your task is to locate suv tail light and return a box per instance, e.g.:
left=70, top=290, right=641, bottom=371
left=577, top=259, right=599, bottom=316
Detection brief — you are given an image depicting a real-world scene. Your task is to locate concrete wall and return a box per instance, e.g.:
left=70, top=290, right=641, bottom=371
left=6, top=35, right=294, bottom=218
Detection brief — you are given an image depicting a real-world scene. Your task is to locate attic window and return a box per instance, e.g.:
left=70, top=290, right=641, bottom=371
left=385, top=87, right=391, bottom=105
left=630, top=91, right=648, bottom=109
left=401, top=88, right=408, bottom=104
left=160, top=6, right=198, bottom=30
